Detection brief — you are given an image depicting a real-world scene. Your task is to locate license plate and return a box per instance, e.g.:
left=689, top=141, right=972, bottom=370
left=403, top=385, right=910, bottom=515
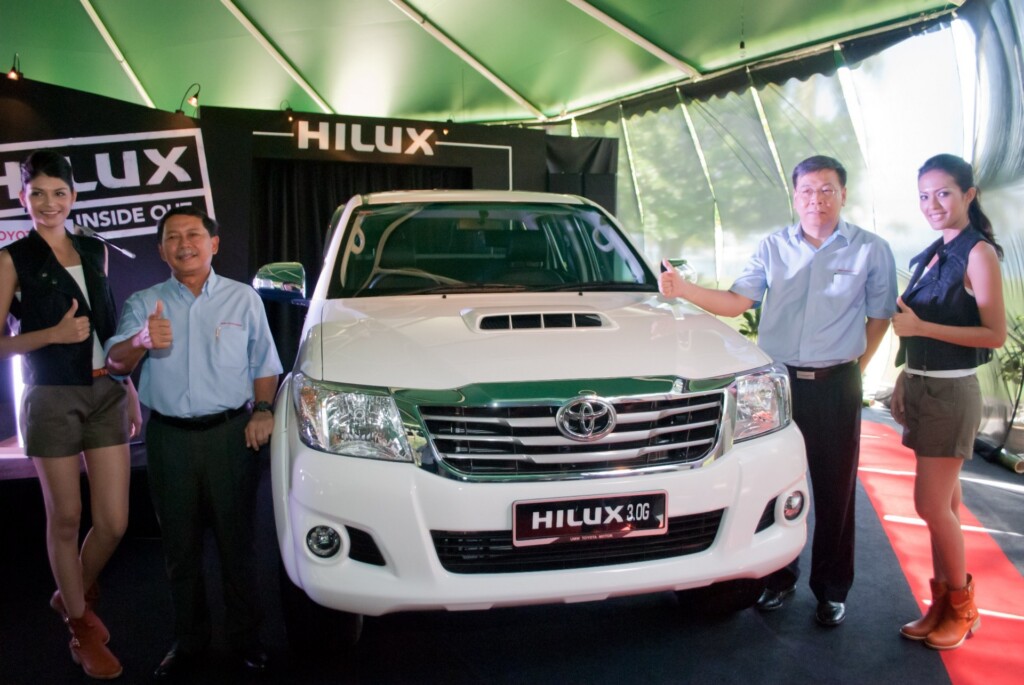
left=512, top=491, right=667, bottom=547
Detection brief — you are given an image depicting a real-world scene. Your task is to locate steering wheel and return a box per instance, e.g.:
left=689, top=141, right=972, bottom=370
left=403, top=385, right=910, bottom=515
left=366, top=269, right=463, bottom=289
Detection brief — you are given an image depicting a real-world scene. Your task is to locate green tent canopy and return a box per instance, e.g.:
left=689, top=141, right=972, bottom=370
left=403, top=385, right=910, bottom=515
left=0, top=0, right=956, bottom=124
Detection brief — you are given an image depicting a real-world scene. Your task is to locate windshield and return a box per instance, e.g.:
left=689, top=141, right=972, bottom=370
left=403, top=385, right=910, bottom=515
left=328, top=201, right=657, bottom=298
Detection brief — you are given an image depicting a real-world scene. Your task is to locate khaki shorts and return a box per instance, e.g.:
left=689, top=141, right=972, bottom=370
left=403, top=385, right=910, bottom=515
left=21, top=376, right=130, bottom=458
left=901, top=374, right=981, bottom=460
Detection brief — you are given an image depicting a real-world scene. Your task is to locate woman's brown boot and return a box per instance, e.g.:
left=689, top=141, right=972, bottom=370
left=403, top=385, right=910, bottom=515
left=900, top=578, right=948, bottom=640
left=66, top=614, right=122, bottom=679
left=925, top=574, right=980, bottom=650
left=51, top=584, right=109, bottom=644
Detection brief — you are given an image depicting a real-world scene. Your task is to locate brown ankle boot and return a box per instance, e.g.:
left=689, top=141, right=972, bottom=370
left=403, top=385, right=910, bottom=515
left=66, top=614, right=122, bottom=679
left=900, top=578, right=948, bottom=640
left=925, top=574, right=980, bottom=650
left=51, top=585, right=109, bottom=644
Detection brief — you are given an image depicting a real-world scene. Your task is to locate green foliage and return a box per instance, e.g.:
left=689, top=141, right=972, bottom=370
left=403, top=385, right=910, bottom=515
left=997, top=314, right=1024, bottom=387
left=738, top=307, right=760, bottom=341
left=995, top=234, right=1024, bottom=424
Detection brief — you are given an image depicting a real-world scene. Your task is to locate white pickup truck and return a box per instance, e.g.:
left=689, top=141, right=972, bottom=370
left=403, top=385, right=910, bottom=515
left=262, top=189, right=808, bottom=650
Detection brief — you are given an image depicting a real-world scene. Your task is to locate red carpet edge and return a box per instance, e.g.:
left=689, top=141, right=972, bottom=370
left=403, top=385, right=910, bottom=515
left=858, top=420, right=1024, bottom=685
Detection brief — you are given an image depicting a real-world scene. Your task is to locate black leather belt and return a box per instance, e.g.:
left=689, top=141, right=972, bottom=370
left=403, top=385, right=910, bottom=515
left=150, top=405, right=248, bottom=431
left=786, top=360, right=858, bottom=381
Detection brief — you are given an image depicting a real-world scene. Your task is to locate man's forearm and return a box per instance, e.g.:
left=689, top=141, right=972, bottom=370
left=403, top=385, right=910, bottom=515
left=106, top=336, right=148, bottom=376
left=675, top=281, right=754, bottom=318
left=253, top=375, right=279, bottom=405
left=660, top=263, right=754, bottom=317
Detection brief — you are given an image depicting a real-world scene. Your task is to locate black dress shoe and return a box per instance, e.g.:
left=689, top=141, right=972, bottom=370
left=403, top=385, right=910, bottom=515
left=755, top=586, right=795, bottom=612
left=815, top=600, right=846, bottom=626
left=153, top=644, right=201, bottom=680
left=236, top=644, right=270, bottom=673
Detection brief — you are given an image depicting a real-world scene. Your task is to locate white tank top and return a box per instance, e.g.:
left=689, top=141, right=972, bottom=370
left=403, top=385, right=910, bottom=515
left=65, top=264, right=106, bottom=371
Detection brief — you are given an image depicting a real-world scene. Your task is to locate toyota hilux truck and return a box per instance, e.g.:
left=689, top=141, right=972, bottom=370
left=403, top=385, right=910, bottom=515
left=262, top=189, right=808, bottom=649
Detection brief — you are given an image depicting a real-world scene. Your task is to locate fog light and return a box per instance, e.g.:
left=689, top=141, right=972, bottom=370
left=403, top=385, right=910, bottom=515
left=306, top=525, right=342, bottom=558
left=783, top=491, right=805, bottom=521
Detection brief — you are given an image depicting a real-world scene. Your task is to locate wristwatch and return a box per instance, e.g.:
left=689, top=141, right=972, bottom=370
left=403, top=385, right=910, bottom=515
left=254, top=401, right=274, bottom=415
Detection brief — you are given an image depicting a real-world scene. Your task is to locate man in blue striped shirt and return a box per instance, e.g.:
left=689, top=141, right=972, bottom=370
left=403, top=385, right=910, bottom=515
left=660, top=155, right=897, bottom=628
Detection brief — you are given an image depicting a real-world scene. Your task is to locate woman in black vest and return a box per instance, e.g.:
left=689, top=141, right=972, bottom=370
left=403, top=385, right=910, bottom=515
left=891, top=154, right=1006, bottom=651
left=0, top=150, right=140, bottom=679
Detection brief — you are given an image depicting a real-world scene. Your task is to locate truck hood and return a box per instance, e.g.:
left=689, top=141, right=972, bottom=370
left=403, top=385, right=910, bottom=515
left=296, top=292, right=772, bottom=389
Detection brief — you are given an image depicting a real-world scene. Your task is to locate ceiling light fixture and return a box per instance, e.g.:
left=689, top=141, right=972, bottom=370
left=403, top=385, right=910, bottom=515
left=7, top=53, right=22, bottom=81
left=175, top=82, right=201, bottom=115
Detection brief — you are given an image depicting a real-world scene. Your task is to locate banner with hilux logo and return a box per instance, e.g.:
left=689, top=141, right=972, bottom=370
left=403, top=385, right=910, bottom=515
left=0, top=129, right=214, bottom=249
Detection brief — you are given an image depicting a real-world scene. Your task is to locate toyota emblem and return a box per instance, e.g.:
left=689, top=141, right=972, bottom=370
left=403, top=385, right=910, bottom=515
left=556, top=397, right=616, bottom=441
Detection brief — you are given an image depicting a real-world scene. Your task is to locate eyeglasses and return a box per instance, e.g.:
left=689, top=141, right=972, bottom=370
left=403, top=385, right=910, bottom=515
left=796, top=185, right=839, bottom=201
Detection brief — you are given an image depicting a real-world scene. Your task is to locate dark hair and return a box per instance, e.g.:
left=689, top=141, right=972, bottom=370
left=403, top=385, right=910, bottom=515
left=918, top=153, right=1002, bottom=259
left=156, top=206, right=219, bottom=242
left=792, top=155, right=847, bottom=188
left=20, top=149, right=75, bottom=188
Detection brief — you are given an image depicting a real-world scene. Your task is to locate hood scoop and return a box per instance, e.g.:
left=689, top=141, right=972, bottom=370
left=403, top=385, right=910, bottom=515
left=476, top=312, right=605, bottom=331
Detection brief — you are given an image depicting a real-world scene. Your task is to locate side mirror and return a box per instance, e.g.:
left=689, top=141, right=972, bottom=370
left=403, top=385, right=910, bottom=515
left=661, top=258, right=698, bottom=283
left=253, top=262, right=307, bottom=302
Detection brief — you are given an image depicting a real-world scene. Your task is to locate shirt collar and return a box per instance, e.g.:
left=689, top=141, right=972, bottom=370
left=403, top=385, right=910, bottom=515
left=910, top=225, right=979, bottom=271
left=788, top=218, right=850, bottom=249
left=170, top=268, right=219, bottom=298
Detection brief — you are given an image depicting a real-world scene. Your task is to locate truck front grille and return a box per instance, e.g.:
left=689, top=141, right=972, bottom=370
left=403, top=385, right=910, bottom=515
left=431, top=509, right=723, bottom=573
left=419, top=390, right=724, bottom=479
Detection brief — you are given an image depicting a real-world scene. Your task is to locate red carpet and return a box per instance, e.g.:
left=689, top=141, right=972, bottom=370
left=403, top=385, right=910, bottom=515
left=859, top=420, right=1024, bottom=685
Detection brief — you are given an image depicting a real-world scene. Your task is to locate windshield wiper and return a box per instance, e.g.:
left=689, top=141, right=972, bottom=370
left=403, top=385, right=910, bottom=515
left=401, top=282, right=530, bottom=295
left=535, top=281, right=659, bottom=292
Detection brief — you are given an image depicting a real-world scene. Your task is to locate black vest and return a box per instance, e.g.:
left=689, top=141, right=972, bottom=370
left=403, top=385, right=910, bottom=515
left=897, top=227, right=992, bottom=371
left=6, top=230, right=117, bottom=386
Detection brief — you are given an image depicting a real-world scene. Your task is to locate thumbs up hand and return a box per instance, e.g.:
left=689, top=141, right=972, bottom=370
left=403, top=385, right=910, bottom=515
left=659, top=259, right=683, bottom=298
left=52, top=298, right=91, bottom=344
left=136, top=299, right=173, bottom=350
left=891, top=297, right=922, bottom=337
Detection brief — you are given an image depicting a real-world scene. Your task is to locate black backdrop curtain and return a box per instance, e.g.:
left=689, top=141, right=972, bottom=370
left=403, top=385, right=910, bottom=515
left=250, top=159, right=472, bottom=285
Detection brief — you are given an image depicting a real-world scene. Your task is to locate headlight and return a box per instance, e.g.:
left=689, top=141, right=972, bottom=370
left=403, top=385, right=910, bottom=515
left=732, top=365, right=791, bottom=441
left=292, top=372, right=413, bottom=461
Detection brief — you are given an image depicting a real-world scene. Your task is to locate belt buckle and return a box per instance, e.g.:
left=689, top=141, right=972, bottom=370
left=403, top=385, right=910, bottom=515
left=795, top=370, right=816, bottom=380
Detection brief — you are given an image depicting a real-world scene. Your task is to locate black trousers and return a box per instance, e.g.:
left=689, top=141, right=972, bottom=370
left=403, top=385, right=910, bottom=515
left=767, top=362, right=862, bottom=603
left=146, top=412, right=262, bottom=652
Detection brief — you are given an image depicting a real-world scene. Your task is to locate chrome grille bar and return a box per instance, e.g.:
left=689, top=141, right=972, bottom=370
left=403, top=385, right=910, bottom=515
left=419, top=389, right=726, bottom=479
left=430, top=420, right=719, bottom=448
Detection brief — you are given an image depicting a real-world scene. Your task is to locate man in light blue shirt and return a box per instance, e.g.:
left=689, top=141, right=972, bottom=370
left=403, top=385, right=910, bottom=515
left=660, top=155, right=897, bottom=627
left=106, top=207, right=282, bottom=679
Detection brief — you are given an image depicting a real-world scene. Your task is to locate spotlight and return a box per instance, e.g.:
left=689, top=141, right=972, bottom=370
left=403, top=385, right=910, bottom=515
left=7, top=53, right=22, bottom=81
left=175, top=82, right=201, bottom=116
left=280, top=100, right=294, bottom=122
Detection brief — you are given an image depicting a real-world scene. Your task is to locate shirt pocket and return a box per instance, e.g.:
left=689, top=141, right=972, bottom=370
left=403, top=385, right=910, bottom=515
left=212, top=321, right=248, bottom=371
left=823, top=266, right=866, bottom=303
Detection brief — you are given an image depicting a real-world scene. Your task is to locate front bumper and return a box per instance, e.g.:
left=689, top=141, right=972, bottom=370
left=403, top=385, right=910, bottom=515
left=271, top=396, right=808, bottom=617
